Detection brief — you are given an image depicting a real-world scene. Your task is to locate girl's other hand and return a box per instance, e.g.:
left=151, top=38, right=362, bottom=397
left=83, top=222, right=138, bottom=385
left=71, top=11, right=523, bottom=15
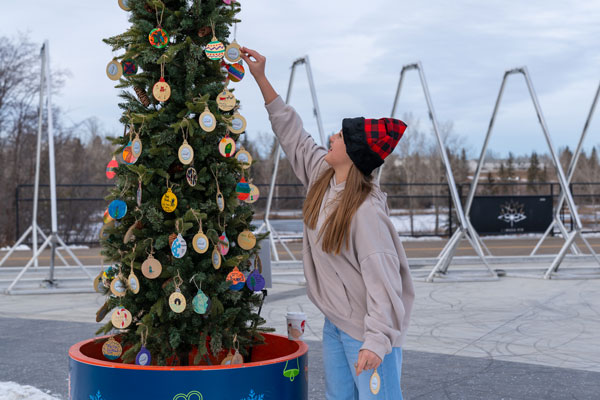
left=240, top=47, right=266, bottom=80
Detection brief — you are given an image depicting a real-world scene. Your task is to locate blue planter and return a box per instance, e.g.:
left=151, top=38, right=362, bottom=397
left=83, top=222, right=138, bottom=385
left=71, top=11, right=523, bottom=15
left=69, top=333, right=308, bottom=400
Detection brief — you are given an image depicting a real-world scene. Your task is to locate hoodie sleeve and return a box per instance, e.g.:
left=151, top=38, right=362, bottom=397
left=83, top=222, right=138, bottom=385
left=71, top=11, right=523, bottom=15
left=265, top=95, right=328, bottom=187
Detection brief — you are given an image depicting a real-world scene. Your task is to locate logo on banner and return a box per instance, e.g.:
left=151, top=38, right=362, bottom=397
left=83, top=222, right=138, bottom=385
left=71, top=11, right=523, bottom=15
left=497, top=200, right=527, bottom=228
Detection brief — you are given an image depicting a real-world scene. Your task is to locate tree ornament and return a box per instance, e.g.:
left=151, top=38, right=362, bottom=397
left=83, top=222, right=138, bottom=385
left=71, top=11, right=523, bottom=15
left=227, top=62, right=245, bottom=82
left=121, top=59, right=138, bottom=76
left=110, top=272, right=127, bottom=297
left=118, top=0, right=131, bottom=11
left=131, top=128, right=142, bottom=159
left=219, top=133, right=236, bottom=158
left=134, top=86, right=151, bottom=107
left=161, top=179, right=177, bottom=213
left=198, top=105, right=216, bottom=132
left=205, top=22, right=225, bottom=60
left=190, top=275, right=210, bottom=315
left=122, top=130, right=139, bottom=165
left=106, top=59, right=123, bottom=81
left=102, top=337, right=122, bottom=360
left=123, top=221, right=138, bottom=244
left=236, top=176, right=250, bottom=201
left=227, top=266, right=246, bottom=291
left=106, top=156, right=118, bottom=179
left=178, top=123, right=194, bottom=165
left=141, top=241, right=162, bottom=279
left=211, top=244, right=221, bottom=269
left=135, top=326, right=152, bottom=366
left=237, top=229, right=256, bottom=250
left=245, top=183, right=260, bottom=204
left=246, top=255, right=265, bottom=292
left=111, top=306, right=132, bottom=329
left=231, top=334, right=244, bottom=365
left=221, top=350, right=234, bottom=365
left=171, top=220, right=187, bottom=259
left=225, top=40, right=242, bottom=63
left=216, top=88, right=236, bottom=112
left=229, top=108, right=247, bottom=134
left=219, top=231, right=229, bottom=255
left=186, top=167, right=197, bottom=187
left=370, top=369, right=381, bottom=395
left=211, top=166, right=226, bottom=212
left=169, top=272, right=186, bottom=313
left=136, top=175, right=143, bottom=207
left=93, top=270, right=104, bottom=293
left=153, top=63, right=171, bottom=102
left=148, top=6, right=168, bottom=48
left=191, top=211, right=209, bottom=254
left=103, top=209, right=113, bottom=225
left=235, top=147, right=252, bottom=169
left=127, top=257, right=140, bottom=294
left=108, top=199, right=127, bottom=219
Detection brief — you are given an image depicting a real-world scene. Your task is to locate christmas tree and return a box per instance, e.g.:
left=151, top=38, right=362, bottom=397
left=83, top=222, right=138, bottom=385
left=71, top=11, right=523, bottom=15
left=97, top=0, right=271, bottom=366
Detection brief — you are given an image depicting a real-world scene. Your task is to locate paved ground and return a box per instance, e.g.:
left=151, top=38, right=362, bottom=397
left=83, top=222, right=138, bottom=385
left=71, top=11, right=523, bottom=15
left=1, top=262, right=600, bottom=399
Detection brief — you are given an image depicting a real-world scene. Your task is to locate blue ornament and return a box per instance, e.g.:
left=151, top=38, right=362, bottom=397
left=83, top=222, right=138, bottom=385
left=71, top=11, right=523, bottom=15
left=246, top=269, right=265, bottom=292
left=135, top=346, right=152, bottom=366
left=230, top=281, right=245, bottom=291
left=192, top=289, right=210, bottom=314
left=108, top=199, right=127, bottom=219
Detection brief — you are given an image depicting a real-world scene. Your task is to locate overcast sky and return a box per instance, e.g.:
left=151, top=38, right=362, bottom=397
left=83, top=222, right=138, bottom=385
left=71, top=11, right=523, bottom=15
left=4, top=0, right=600, bottom=158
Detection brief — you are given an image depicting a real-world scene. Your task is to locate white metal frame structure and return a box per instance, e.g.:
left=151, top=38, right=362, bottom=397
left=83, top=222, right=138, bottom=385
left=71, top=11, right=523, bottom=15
left=1, top=41, right=92, bottom=294
left=463, top=67, right=599, bottom=279
left=257, top=56, right=326, bottom=262
left=530, top=82, right=600, bottom=260
left=382, top=62, right=496, bottom=282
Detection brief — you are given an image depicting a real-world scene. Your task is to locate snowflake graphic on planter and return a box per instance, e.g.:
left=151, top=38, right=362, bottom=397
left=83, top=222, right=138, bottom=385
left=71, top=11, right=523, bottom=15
left=89, top=390, right=104, bottom=400
left=241, top=389, right=264, bottom=400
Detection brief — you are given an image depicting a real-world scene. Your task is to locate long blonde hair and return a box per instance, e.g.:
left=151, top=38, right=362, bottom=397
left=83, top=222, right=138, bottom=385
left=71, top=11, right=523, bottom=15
left=303, top=164, right=373, bottom=254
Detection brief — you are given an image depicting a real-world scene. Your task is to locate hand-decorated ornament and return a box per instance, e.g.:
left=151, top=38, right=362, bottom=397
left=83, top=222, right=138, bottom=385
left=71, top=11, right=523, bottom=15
left=132, top=130, right=142, bottom=158
left=106, top=156, right=118, bottom=179
left=128, top=261, right=140, bottom=294
left=121, top=59, right=138, bottom=76
left=229, top=110, right=247, bottom=134
left=153, top=64, right=171, bottom=102
left=235, top=147, right=252, bottom=169
left=103, top=209, right=114, bottom=225
left=169, top=272, right=186, bottom=313
left=106, top=59, right=123, bottom=81
left=224, top=40, right=242, bottom=63
left=205, top=24, right=225, bottom=60
left=118, top=0, right=131, bottom=11
left=178, top=125, right=194, bottom=165
left=219, top=135, right=236, bottom=158
left=212, top=167, right=226, bottom=212
left=122, top=141, right=138, bottom=164
left=110, top=273, right=127, bottom=297
left=245, top=183, right=260, bottom=204
left=199, top=105, right=216, bottom=132
left=370, top=369, right=381, bottom=395
left=136, top=177, right=143, bottom=207
left=246, top=255, right=265, bottom=292
left=231, top=334, right=244, bottom=365
left=212, top=245, right=221, bottom=269
left=141, top=252, right=162, bottom=279
left=219, top=231, right=230, bottom=256
left=108, top=199, right=127, bottom=219
left=102, top=337, right=122, bottom=360
left=190, top=277, right=210, bottom=315
left=192, top=212, right=209, bottom=254
left=227, top=266, right=246, bottom=291
left=161, top=182, right=177, bottom=213
left=136, top=327, right=152, bottom=366
left=186, top=167, right=197, bottom=187
left=149, top=7, right=168, bottom=48
left=111, top=306, right=132, bottom=329
left=171, top=233, right=187, bottom=259
left=236, top=177, right=250, bottom=201
left=216, top=89, right=236, bottom=112
left=237, top=230, right=256, bottom=250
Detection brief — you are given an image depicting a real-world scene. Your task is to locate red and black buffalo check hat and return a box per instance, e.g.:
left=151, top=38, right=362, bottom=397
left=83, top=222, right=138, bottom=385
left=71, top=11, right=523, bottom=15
left=342, top=117, right=407, bottom=176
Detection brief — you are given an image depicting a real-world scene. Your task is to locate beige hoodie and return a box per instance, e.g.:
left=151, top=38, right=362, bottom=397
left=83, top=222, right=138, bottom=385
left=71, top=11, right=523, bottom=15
left=266, top=96, right=415, bottom=361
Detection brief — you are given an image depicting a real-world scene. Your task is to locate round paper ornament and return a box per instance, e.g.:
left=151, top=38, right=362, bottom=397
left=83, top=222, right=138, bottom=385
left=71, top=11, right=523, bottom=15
left=226, top=266, right=245, bottom=286
left=153, top=77, right=171, bottom=102
left=237, top=230, right=256, bottom=250
left=106, top=59, right=123, bottom=81
left=192, top=232, right=209, bottom=254
left=226, top=62, right=245, bottom=82
left=149, top=28, right=169, bottom=48
left=192, top=289, right=210, bottom=314
left=108, top=199, right=127, bottom=219
left=161, top=188, right=177, bottom=212
left=128, top=269, right=140, bottom=294
left=103, top=209, right=113, bottom=224
left=123, top=221, right=137, bottom=244
left=141, top=254, right=162, bottom=279
left=169, top=290, right=186, bottom=313
left=212, top=246, right=221, bottom=269
left=118, top=0, right=131, bottom=11
left=236, top=177, right=250, bottom=201
left=224, top=40, right=241, bottom=63
left=102, top=337, right=122, bottom=360
left=205, top=36, right=225, bottom=60
left=199, top=106, right=216, bottom=132
left=370, top=369, right=381, bottom=395
left=110, top=276, right=127, bottom=297
left=122, top=141, right=138, bottom=164
left=102, top=265, right=117, bottom=283
left=245, top=184, right=260, bottom=204
left=186, top=167, right=197, bottom=187
left=246, top=268, right=265, bottom=292
left=121, top=59, right=138, bottom=76
left=216, top=89, right=236, bottom=112
left=235, top=148, right=252, bottom=168
left=132, top=134, right=142, bottom=158
left=232, top=349, right=244, bottom=364
left=229, top=112, right=247, bottom=134
left=216, top=191, right=225, bottom=212
left=178, top=140, right=194, bottom=165
left=93, top=272, right=104, bottom=293
left=219, top=232, right=230, bottom=256
left=106, top=156, right=118, bottom=179
left=111, top=306, right=132, bottom=329
left=136, top=347, right=152, bottom=366
left=219, top=136, right=236, bottom=158
left=171, top=233, right=187, bottom=258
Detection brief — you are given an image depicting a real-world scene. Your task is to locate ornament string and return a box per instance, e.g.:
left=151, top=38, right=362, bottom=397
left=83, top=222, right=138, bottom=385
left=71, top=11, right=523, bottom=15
left=191, top=210, right=204, bottom=234
left=174, top=270, right=183, bottom=292
left=155, top=4, right=164, bottom=28
left=189, top=274, right=202, bottom=291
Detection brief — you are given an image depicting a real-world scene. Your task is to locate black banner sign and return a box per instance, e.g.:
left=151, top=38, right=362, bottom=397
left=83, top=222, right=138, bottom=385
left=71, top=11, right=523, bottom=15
left=470, top=196, right=553, bottom=235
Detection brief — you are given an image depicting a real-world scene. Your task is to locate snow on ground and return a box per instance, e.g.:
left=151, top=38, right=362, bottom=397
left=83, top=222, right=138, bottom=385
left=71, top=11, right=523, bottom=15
left=0, top=382, right=60, bottom=400
left=0, top=244, right=90, bottom=251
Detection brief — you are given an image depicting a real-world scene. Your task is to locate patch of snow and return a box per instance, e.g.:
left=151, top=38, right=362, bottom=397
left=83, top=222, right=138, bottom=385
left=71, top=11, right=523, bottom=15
left=0, top=245, right=30, bottom=251
left=0, top=382, right=60, bottom=400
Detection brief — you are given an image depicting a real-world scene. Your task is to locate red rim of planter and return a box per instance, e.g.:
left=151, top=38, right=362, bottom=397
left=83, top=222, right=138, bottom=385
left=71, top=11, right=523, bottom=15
left=69, top=333, right=308, bottom=370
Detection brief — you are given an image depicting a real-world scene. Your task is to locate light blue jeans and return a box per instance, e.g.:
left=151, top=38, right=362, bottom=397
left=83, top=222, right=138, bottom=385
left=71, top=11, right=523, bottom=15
left=322, top=317, right=403, bottom=400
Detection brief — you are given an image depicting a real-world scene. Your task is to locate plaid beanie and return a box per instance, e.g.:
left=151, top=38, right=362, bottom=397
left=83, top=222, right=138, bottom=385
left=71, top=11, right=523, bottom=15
left=342, top=117, right=407, bottom=176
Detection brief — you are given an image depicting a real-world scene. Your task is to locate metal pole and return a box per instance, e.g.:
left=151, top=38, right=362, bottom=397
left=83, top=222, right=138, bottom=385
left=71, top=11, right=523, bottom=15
left=304, top=56, right=326, bottom=146
left=44, top=42, right=59, bottom=283
left=32, top=43, right=46, bottom=268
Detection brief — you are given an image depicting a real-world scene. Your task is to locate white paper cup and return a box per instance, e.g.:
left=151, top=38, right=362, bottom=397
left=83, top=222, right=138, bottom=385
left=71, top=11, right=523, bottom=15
left=286, top=311, right=306, bottom=341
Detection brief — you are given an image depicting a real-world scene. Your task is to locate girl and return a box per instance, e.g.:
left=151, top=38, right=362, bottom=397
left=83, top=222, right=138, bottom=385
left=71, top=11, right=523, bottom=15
left=240, top=47, right=415, bottom=400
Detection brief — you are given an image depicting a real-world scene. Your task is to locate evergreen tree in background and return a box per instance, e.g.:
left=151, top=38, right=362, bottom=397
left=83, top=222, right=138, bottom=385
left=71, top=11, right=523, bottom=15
left=98, top=0, right=271, bottom=366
